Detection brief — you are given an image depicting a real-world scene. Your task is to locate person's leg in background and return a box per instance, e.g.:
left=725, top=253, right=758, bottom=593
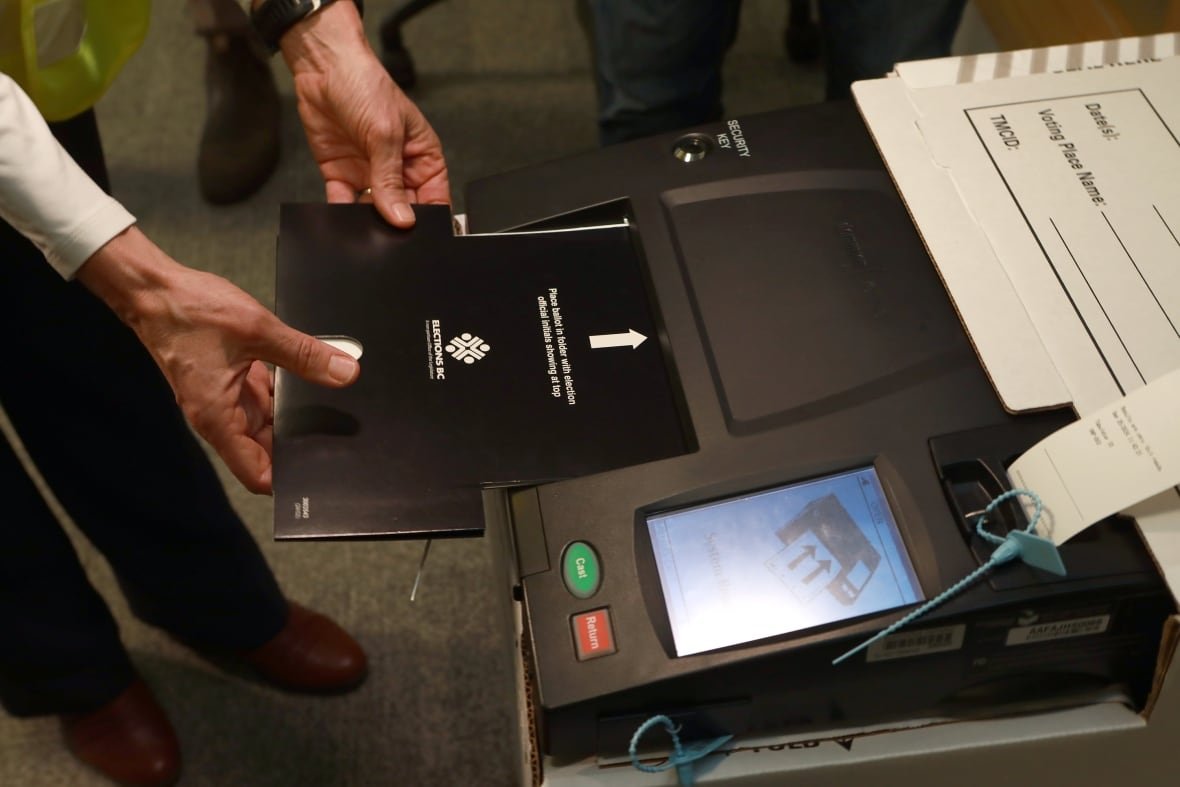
left=585, top=0, right=965, bottom=146
left=586, top=0, right=741, bottom=146
left=0, top=431, right=135, bottom=720
left=0, top=429, right=178, bottom=787
left=378, top=0, right=449, bottom=89
left=0, top=109, right=192, bottom=787
left=188, top=0, right=281, bottom=204
left=818, top=0, right=967, bottom=98
left=0, top=110, right=364, bottom=786
left=783, top=0, right=823, bottom=63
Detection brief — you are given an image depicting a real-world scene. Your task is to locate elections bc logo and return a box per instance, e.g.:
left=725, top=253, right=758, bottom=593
left=425, top=320, right=491, bottom=381
left=447, top=333, right=491, bottom=364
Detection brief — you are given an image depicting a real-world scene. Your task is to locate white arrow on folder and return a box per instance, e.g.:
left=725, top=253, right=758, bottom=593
left=589, top=329, right=647, bottom=350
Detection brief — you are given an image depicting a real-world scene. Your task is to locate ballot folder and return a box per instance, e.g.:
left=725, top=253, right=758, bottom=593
left=271, top=204, right=692, bottom=540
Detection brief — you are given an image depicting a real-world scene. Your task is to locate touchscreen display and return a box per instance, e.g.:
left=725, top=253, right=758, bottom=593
left=646, top=467, right=923, bottom=656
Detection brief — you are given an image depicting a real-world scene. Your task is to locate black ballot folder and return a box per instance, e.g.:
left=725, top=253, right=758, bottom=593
left=272, top=204, right=691, bottom=539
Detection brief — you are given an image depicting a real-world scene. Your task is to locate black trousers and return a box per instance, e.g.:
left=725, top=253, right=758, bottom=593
left=0, top=111, right=287, bottom=717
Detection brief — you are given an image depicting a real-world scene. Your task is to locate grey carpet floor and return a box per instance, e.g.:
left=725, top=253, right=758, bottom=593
left=0, top=0, right=972, bottom=784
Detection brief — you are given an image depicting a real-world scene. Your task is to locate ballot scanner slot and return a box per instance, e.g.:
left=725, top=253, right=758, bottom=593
left=509, top=487, right=550, bottom=578
left=492, top=198, right=633, bottom=234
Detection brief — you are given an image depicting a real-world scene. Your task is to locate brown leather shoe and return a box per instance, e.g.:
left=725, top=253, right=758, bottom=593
left=239, top=602, right=368, bottom=693
left=197, top=30, right=280, bottom=204
left=60, top=679, right=180, bottom=787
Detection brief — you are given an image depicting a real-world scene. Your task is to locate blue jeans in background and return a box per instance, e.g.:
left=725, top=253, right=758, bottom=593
left=588, top=0, right=967, bottom=145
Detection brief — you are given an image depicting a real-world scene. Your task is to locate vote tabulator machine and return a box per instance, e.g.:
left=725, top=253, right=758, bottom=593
left=465, top=102, right=1174, bottom=762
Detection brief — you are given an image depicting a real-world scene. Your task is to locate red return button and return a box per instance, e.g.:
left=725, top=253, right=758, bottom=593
left=571, top=608, right=617, bottom=660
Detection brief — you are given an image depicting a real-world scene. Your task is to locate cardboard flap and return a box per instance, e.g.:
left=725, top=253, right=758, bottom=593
left=851, top=77, right=1070, bottom=413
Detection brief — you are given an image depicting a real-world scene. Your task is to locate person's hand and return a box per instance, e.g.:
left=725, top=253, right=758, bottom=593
left=278, top=1, right=450, bottom=228
left=75, top=226, right=360, bottom=494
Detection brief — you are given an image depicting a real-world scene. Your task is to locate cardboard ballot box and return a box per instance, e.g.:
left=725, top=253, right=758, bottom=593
left=463, top=35, right=1180, bottom=787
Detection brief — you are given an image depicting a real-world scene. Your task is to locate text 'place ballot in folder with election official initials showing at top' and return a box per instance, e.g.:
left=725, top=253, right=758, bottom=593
left=270, top=204, right=692, bottom=540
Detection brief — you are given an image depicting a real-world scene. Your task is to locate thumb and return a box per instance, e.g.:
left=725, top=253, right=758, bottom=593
left=369, top=141, right=416, bottom=229
left=265, top=326, right=360, bottom=388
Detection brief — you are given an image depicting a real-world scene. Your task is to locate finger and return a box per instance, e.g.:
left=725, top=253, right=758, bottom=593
left=215, top=432, right=273, bottom=495
left=186, top=400, right=273, bottom=494
left=415, top=169, right=452, bottom=206
left=325, top=179, right=358, bottom=204
left=256, top=320, right=361, bottom=388
left=243, top=361, right=274, bottom=435
left=254, top=423, right=274, bottom=464
left=401, top=108, right=450, bottom=206
left=367, top=134, right=415, bottom=229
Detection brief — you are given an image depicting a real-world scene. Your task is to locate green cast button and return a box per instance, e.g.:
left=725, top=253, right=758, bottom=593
left=562, top=541, right=602, bottom=599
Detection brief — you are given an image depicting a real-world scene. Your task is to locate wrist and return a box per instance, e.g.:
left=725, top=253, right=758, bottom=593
left=75, top=226, right=184, bottom=329
left=254, top=1, right=366, bottom=70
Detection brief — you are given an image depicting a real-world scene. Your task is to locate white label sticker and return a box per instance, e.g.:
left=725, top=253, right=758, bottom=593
left=1006, top=614, right=1110, bottom=646
left=865, top=624, right=966, bottom=662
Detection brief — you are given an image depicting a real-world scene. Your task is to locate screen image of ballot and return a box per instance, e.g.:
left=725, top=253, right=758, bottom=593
left=646, top=467, right=924, bottom=656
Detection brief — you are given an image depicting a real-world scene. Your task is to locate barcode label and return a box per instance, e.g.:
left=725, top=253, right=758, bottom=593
left=1006, top=615, right=1110, bottom=646
left=865, top=624, right=966, bottom=662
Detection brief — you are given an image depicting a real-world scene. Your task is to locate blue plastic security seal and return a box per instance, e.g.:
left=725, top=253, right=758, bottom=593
left=833, top=489, right=1063, bottom=665
left=629, top=714, right=733, bottom=786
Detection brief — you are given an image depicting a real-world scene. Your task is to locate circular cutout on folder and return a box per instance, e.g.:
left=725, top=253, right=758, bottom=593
left=317, top=335, right=364, bottom=360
